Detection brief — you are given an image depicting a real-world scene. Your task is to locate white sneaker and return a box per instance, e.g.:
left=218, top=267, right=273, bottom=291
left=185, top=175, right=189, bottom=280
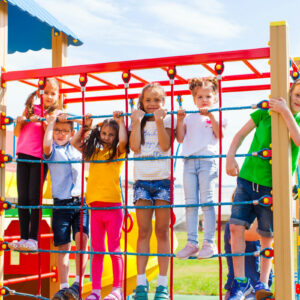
left=22, top=239, right=38, bottom=252
left=176, top=242, right=199, bottom=259
left=197, top=240, right=217, bottom=259
left=8, top=239, right=27, bottom=251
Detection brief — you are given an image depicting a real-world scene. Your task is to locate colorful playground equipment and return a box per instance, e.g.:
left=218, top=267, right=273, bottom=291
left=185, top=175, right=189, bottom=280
left=0, top=1, right=299, bottom=300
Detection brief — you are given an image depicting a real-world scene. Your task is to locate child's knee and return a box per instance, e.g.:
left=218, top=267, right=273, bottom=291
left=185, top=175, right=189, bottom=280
left=230, top=223, right=245, bottom=236
left=155, top=226, right=169, bottom=240
left=138, top=226, right=152, bottom=240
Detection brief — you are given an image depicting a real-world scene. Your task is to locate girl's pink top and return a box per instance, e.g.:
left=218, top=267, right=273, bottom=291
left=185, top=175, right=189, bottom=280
left=16, top=105, right=45, bottom=159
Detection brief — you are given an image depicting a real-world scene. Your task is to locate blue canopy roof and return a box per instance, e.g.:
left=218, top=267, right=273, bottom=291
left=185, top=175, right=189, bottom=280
left=7, top=0, right=83, bottom=54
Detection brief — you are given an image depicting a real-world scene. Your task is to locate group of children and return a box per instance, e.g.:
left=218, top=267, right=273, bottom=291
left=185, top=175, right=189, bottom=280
left=7, top=74, right=300, bottom=300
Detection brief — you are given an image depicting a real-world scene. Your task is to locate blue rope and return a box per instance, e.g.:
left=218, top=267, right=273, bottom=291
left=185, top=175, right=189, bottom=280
left=2, top=287, right=49, bottom=300
left=12, top=199, right=266, bottom=210
left=10, top=153, right=252, bottom=165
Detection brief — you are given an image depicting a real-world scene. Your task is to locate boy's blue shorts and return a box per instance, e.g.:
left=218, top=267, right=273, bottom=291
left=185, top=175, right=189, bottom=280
left=229, top=177, right=273, bottom=237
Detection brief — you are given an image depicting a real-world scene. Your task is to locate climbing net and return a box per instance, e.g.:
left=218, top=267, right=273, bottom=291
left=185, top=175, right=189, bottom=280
left=0, top=46, right=299, bottom=300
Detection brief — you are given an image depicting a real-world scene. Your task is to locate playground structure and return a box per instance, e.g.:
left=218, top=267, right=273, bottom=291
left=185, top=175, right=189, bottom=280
left=0, top=1, right=299, bottom=299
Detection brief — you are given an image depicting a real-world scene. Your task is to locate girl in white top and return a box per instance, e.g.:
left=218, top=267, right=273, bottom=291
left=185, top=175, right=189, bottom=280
left=130, top=83, right=176, bottom=299
left=176, top=77, right=226, bottom=259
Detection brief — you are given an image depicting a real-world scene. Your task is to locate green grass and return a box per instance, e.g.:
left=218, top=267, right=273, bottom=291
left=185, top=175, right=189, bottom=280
left=69, top=230, right=300, bottom=295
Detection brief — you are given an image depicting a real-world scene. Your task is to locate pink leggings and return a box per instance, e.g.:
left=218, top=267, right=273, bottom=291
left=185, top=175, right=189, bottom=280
left=90, top=208, right=124, bottom=289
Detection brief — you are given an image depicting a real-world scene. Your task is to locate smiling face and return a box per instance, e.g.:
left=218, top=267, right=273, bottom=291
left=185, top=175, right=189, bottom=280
left=53, top=122, right=74, bottom=146
left=43, top=80, right=59, bottom=109
left=141, top=87, right=165, bottom=119
left=290, top=84, right=300, bottom=114
left=193, top=86, right=217, bottom=109
left=100, top=124, right=117, bottom=149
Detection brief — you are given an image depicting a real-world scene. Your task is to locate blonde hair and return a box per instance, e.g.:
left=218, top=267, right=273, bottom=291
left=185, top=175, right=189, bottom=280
left=25, top=78, right=59, bottom=118
left=189, top=77, right=218, bottom=97
left=137, top=83, right=165, bottom=144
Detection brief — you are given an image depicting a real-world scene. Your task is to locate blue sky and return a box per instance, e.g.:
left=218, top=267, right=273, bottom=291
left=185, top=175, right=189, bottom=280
left=6, top=0, right=300, bottom=186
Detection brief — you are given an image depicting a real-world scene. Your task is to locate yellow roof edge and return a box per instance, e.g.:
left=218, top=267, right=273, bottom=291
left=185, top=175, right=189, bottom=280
left=270, top=21, right=287, bottom=27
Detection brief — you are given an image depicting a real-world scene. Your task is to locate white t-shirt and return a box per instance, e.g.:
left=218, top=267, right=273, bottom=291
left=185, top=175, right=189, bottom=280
left=133, top=115, right=176, bottom=180
left=181, top=113, right=227, bottom=157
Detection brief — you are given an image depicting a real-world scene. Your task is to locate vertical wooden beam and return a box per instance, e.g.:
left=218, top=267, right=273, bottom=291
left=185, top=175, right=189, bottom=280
left=52, top=29, right=68, bottom=109
left=49, top=29, right=68, bottom=297
left=271, top=21, right=295, bottom=300
left=0, top=2, right=7, bottom=299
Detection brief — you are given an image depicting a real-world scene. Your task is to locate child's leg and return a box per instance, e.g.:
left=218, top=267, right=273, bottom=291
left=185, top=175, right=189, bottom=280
left=230, top=224, right=246, bottom=278
left=28, top=162, right=48, bottom=240
left=135, top=200, right=154, bottom=275
left=154, top=200, right=170, bottom=277
left=197, top=160, right=217, bottom=243
left=90, top=210, right=106, bottom=290
left=259, top=236, right=273, bottom=284
left=16, top=159, right=30, bottom=240
left=106, top=209, right=123, bottom=288
left=57, top=243, right=71, bottom=285
left=183, top=159, right=199, bottom=245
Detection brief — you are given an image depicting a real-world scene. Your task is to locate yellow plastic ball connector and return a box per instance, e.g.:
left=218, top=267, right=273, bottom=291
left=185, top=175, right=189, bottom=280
left=1, top=112, right=5, bottom=117
left=4, top=118, right=9, bottom=124
left=52, top=278, right=57, bottom=283
left=263, top=197, right=268, bottom=204
left=216, top=64, right=222, bottom=70
left=271, top=206, right=273, bottom=211
left=168, top=69, right=174, bottom=75
left=2, top=83, right=6, bottom=88
left=262, top=150, right=268, bottom=157
left=269, top=143, right=272, bottom=148
left=269, top=160, right=272, bottom=165
left=265, top=250, right=270, bottom=257
left=1, top=288, right=6, bottom=295
left=293, top=71, right=298, bottom=78
left=1, top=125, right=5, bottom=130
left=3, top=203, right=7, bottom=209
left=73, top=39, right=78, bottom=43
left=38, top=80, right=44, bottom=86
left=123, top=73, right=128, bottom=79
left=52, top=266, right=57, bottom=271
left=80, top=76, right=85, bottom=82
left=262, top=102, right=268, bottom=108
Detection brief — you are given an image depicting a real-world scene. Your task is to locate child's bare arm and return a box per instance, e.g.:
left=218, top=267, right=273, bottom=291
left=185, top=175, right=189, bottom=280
left=176, top=109, right=186, bottom=143
left=270, top=97, right=300, bottom=146
left=14, top=111, right=27, bottom=137
left=201, top=110, right=225, bottom=138
left=129, top=110, right=144, bottom=153
left=43, top=114, right=56, bottom=157
left=113, top=111, right=128, bottom=154
left=226, top=119, right=256, bottom=176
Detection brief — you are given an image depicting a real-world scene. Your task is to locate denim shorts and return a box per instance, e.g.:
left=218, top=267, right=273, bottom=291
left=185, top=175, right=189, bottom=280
left=229, top=177, right=273, bottom=237
left=133, top=179, right=171, bottom=204
left=52, top=197, right=89, bottom=246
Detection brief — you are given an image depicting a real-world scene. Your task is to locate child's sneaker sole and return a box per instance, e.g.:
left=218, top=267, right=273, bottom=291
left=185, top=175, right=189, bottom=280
left=255, top=290, right=273, bottom=300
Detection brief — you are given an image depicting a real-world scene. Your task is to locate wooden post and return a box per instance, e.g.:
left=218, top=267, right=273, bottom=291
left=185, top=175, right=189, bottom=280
left=49, top=29, right=68, bottom=297
left=270, top=21, right=295, bottom=300
left=0, top=2, right=7, bottom=299
left=51, top=29, right=67, bottom=109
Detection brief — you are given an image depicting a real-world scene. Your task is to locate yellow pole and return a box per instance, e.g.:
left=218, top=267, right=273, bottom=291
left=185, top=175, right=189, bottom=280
left=270, top=21, right=295, bottom=300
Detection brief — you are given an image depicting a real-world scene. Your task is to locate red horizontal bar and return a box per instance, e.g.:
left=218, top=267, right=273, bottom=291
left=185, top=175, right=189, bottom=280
left=69, top=274, right=90, bottom=278
left=2, top=47, right=270, bottom=82
left=4, top=233, right=53, bottom=242
left=64, top=84, right=271, bottom=104
left=3, top=272, right=55, bottom=285
left=60, top=73, right=271, bottom=95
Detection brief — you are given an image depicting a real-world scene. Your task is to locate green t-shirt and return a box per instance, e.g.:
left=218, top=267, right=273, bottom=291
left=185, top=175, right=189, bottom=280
left=239, top=109, right=300, bottom=187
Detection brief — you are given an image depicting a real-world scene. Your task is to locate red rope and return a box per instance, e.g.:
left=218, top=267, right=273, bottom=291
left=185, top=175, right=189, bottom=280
left=79, top=74, right=87, bottom=296
left=123, top=78, right=129, bottom=298
left=38, top=83, right=45, bottom=296
left=169, top=73, right=175, bottom=300
left=217, top=75, right=223, bottom=300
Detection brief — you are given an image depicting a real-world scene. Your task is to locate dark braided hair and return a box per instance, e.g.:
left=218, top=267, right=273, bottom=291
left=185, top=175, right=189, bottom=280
left=137, top=83, right=165, bottom=145
left=83, top=119, right=119, bottom=161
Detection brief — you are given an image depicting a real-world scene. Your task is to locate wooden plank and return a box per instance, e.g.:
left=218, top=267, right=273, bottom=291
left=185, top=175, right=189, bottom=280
left=270, top=21, right=295, bottom=300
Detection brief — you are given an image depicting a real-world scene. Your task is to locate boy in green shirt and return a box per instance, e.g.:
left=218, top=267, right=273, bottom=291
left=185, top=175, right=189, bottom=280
left=226, top=79, right=300, bottom=300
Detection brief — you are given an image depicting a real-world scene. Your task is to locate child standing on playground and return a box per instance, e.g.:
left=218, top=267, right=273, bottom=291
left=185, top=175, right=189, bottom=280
left=71, top=112, right=128, bottom=300
left=43, top=113, right=89, bottom=300
left=130, top=83, right=176, bottom=300
left=226, top=79, right=300, bottom=300
left=176, top=77, right=226, bottom=259
left=10, top=78, right=59, bottom=251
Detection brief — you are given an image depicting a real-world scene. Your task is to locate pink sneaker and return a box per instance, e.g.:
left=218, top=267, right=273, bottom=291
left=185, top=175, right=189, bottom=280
left=176, top=242, right=199, bottom=259
left=197, top=240, right=217, bottom=259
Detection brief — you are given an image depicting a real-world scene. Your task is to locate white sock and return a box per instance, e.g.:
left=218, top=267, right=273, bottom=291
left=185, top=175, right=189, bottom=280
left=157, top=275, right=168, bottom=287
left=60, top=282, right=69, bottom=289
left=112, top=287, right=123, bottom=295
left=137, top=274, right=147, bottom=286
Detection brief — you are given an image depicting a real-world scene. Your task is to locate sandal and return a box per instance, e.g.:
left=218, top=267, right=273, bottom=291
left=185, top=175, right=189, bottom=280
left=52, top=288, right=68, bottom=300
left=86, top=292, right=100, bottom=300
left=154, top=286, right=169, bottom=300
left=103, top=290, right=123, bottom=300
left=132, top=283, right=148, bottom=300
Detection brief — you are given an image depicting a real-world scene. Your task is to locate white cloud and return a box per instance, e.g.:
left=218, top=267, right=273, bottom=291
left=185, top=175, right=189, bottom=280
left=145, top=1, right=242, bottom=39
